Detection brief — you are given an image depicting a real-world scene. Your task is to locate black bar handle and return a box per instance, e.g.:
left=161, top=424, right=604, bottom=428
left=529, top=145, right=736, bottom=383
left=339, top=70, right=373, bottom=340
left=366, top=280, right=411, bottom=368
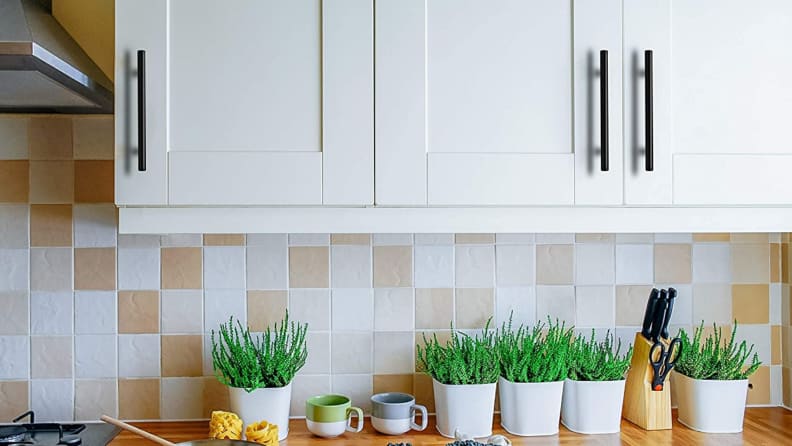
left=137, top=50, right=147, bottom=172
left=645, top=50, right=654, bottom=172
left=600, top=50, right=609, bottom=172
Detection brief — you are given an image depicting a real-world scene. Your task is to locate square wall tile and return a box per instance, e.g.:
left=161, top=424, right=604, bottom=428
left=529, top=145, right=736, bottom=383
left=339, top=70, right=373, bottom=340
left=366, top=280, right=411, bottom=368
left=732, top=284, right=769, bottom=324
left=30, top=204, right=72, bottom=247
left=331, top=245, right=372, bottom=288
left=75, top=291, right=116, bottom=334
left=0, top=381, right=29, bottom=420
left=118, top=247, right=160, bottom=290
left=455, top=288, right=494, bottom=329
left=654, top=244, right=692, bottom=284
left=31, top=336, right=72, bottom=378
left=0, top=117, right=29, bottom=159
left=332, top=374, right=373, bottom=414
left=74, top=160, right=114, bottom=203
left=616, top=285, right=654, bottom=326
left=615, top=245, right=653, bottom=284
left=118, top=334, right=160, bottom=378
left=374, top=246, right=412, bottom=287
left=576, top=286, right=615, bottom=328
left=413, top=373, right=435, bottom=413
left=246, top=244, right=288, bottom=290
left=161, top=247, right=202, bottom=289
left=73, top=116, right=113, bottom=160
left=30, top=160, right=73, bottom=204
left=692, top=243, right=731, bottom=283
left=575, top=243, right=615, bottom=285
left=496, top=245, right=535, bottom=286
left=536, top=286, right=575, bottom=324
left=693, top=233, right=730, bottom=243
left=202, top=376, right=231, bottom=417
left=160, top=234, right=201, bottom=247
left=203, top=234, right=245, bottom=246
left=162, top=335, right=203, bottom=377
left=74, top=247, right=116, bottom=290
left=289, top=289, right=330, bottom=331
left=372, top=234, right=412, bottom=246
left=414, top=245, right=454, bottom=288
left=119, top=378, right=160, bottom=420
left=747, top=366, right=771, bottom=405
left=415, top=288, right=453, bottom=330
left=615, top=234, right=653, bottom=244
left=331, top=234, right=370, bottom=245
left=332, top=289, right=373, bottom=331
left=415, top=234, right=455, bottom=245
left=203, top=246, right=245, bottom=289
left=496, top=287, right=536, bottom=327
left=204, top=289, right=246, bottom=333
left=31, top=379, right=73, bottom=422
left=456, top=234, right=495, bottom=244
left=75, top=379, right=117, bottom=420
left=331, top=332, right=372, bottom=374
left=162, top=377, right=204, bottom=419
left=118, top=290, right=159, bottom=334
left=29, top=117, right=72, bottom=160
left=536, top=234, right=574, bottom=244
left=0, top=205, right=29, bottom=248
left=290, top=375, right=331, bottom=417
left=770, top=244, right=780, bottom=283
left=289, top=246, right=329, bottom=288
left=536, top=245, right=574, bottom=285
left=692, top=284, right=733, bottom=325
left=373, top=374, right=414, bottom=396
left=75, top=334, right=117, bottom=378
left=288, top=233, right=330, bottom=246
left=119, top=234, right=160, bottom=248
left=0, top=161, right=29, bottom=202
left=0, top=291, right=28, bottom=334
left=0, top=249, right=28, bottom=291
left=247, top=233, right=286, bottom=250
left=0, top=336, right=29, bottom=379
left=301, top=332, right=330, bottom=375
left=30, top=247, right=72, bottom=291
left=455, top=246, right=495, bottom=288
left=654, top=233, right=693, bottom=244
left=30, top=292, right=73, bottom=335
left=162, top=290, right=203, bottom=334
left=576, top=234, right=614, bottom=243
left=246, top=290, right=287, bottom=332
left=73, top=204, right=116, bottom=248
left=731, top=244, right=770, bottom=284
left=374, top=332, right=414, bottom=374
left=731, top=233, right=769, bottom=244
left=374, top=288, right=414, bottom=331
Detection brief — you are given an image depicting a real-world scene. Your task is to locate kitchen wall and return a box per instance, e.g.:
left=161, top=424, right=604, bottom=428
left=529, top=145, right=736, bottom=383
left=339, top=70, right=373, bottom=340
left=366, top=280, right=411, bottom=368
left=0, top=115, right=785, bottom=422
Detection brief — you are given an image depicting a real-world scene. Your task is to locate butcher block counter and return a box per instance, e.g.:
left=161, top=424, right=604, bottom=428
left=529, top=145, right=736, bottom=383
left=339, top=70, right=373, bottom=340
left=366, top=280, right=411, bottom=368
left=109, top=409, right=790, bottom=446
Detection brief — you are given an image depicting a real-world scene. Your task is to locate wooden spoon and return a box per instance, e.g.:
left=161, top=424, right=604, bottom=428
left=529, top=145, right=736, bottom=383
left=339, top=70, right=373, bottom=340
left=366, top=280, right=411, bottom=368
left=100, top=415, right=176, bottom=446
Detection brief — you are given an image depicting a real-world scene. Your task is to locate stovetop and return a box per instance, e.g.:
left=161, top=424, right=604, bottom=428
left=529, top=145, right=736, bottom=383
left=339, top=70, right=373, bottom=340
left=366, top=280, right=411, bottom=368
left=0, top=412, right=120, bottom=446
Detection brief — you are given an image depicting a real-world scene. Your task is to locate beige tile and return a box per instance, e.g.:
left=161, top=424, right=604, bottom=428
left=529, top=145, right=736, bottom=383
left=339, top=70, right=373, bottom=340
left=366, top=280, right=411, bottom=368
left=75, top=160, right=114, bottom=203
left=161, top=335, right=203, bottom=377
left=731, top=244, right=770, bottom=284
left=413, top=373, right=435, bottom=413
left=575, top=233, right=614, bottom=243
left=0, top=117, right=29, bottom=159
left=746, top=365, right=770, bottom=405
left=693, top=233, right=730, bottom=242
left=331, top=234, right=371, bottom=245
left=74, top=248, right=116, bottom=290
left=784, top=367, right=792, bottom=407
left=784, top=326, right=791, bottom=368
left=731, top=233, right=770, bottom=244
left=455, top=234, right=495, bottom=244
left=31, top=336, right=72, bottom=378
left=0, top=381, right=29, bottom=420
left=616, top=285, right=654, bottom=326
left=0, top=291, right=28, bottom=334
left=30, top=160, right=74, bottom=204
left=203, top=376, right=231, bottom=418
left=118, top=290, right=160, bottom=334
left=30, top=247, right=72, bottom=291
left=119, top=378, right=160, bottom=420
left=536, top=245, right=574, bottom=285
left=415, top=288, right=454, bottom=329
left=247, top=290, right=288, bottom=331
left=732, top=284, right=769, bottom=324
left=654, top=244, right=692, bottom=284
left=455, top=288, right=494, bottom=329
left=73, top=116, right=114, bottom=160
left=373, top=246, right=412, bottom=287
left=203, top=234, right=245, bottom=246
left=771, top=244, right=781, bottom=283
left=373, top=374, right=414, bottom=395
left=771, top=325, right=781, bottom=366
left=30, top=204, right=72, bottom=247
left=161, top=247, right=202, bottom=289
left=29, top=117, right=73, bottom=160
left=288, top=246, right=329, bottom=288
left=783, top=243, right=789, bottom=283
left=0, top=160, right=29, bottom=203
left=75, top=379, right=117, bottom=419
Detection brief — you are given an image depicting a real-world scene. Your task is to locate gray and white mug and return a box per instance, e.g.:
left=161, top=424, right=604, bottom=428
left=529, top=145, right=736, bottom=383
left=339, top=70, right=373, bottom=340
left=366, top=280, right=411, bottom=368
left=370, top=392, right=428, bottom=435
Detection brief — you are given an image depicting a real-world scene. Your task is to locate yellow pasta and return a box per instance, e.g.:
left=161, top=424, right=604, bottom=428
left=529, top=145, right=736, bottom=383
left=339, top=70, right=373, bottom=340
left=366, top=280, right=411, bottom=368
left=244, top=420, right=279, bottom=446
left=209, top=410, right=243, bottom=440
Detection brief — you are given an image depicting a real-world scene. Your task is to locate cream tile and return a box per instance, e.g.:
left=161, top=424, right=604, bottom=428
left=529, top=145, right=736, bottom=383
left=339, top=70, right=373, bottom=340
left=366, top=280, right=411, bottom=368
left=575, top=243, right=615, bottom=285
left=331, top=245, right=372, bottom=288
left=119, top=378, right=160, bottom=419
left=30, top=204, right=72, bottom=247
left=415, top=288, right=453, bottom=330
left=373, top=374, right=414, bottom=396
left=75, top=335, right=116, bottom=378
left=536, top=245, right=574, bottom=285
left=203, top=246, right=245, bottom=289
left=74, top=247, right=116, bottom=290
left=0, top=249, right=28, bottom=291
left=332, top=289, right=373, bottom=331
left=118, top=290, right=159, bottom=334
left=29, top=116, right=72, bottom=160
left=615, top=244, right=653, bottom=284
left=745, top=366, right=769, bottom=405
left=374, top=288, right=414, bottom=331
left=331, top=374, right=373, bottom=414
left=455, top=233, right=495, bottom=244
left=75, top=291, right=116, bottom=334
left=30, top=247, right=72, bottom=291
left=246, top=242, right=288, bottom=290
left=0, top=291, right=28, bottom=334
left=731, top=244, right=770, bottom=284
left=496, top=244, right=535, bottom=286
left=75, top=379, right=117, bottom=420
left=455, top=288, right=494, bottom=329
left=31, top=379, right=73, bottom=421
left=615, top=234, right=654, bottom=244
left=415, top=234, right=455, bottom=245
left=331, top=234, right=371, bottom=245
left=289, top=289, right=330, bottom=331
left=331, top=332, right=372, bottom=374
left=536, top=286, right=575, bottom=324
left=373, top=246, right=412, bottom=287
left=203, top=234, right=245, bottom=246
left=731, top=233, right=770, bottom=244
left=118, top=334, right=160, bottom=378
left=203, top=289, right=246, bottom=333
left=290, top=375, right=331, bottom=417
left=0, top=336, right=29, bottom=379
left=161, top=335, right=203, bottom=377
left=414, top=245, right=454, bottom=288
left=288, top=233, right=329, bottom=246
left=0, top=381, right=29, bottom=420
left=246, top=290, right=287, bottom=332
left=372, top=234, right=412, bottom=246
left=289, top=246, right=329, bottom=288
left=615, top=285, right=654, bottom=326
left=118, top=246, right=160, bottom=290
left=495, top=287, right=536, bottom=327
left=732, top=284, right=769, bottom=324
left=74, top=160, right=114, bottom=203
left=161, top=247, right=202, bottom=289
left=0, top=161, right=29, bottom=203
left=30, top=292, right=72, bottom=335
left=31, top=336, right=72, bottom=378
left=576, top=286, right=615, bottom=328
left=162, top=377, right=204, bottom=419
left=770, top=244, right=780, bottom=283
left=692, top=284, right=733, bottom=325
left=413, top=373, right=435, bottom=413
left=575, top=233, right=614, bottom=243
left=300, top=332, right=330, bottom=375
left=374, top=332, right=415, bottom=374
left=654, top=244, right=692, bottom=284
left=162, top=290, right=203, bottom=334
left=119, top=234, right=160, bottom=248
left=73, top=116, right=114, bottom=160
left=0, top=205, right=28, bottom=248
left=73, top=204, right=116, bottom=247
left=0, top=117, right=29, bottom=159
left=30, top=160, right=73, bottom=204
left=455, top=245, right=495, bottom=287
left=693, top=233, right=731, bottom=243
left=692, top=243, right=732, bottom=283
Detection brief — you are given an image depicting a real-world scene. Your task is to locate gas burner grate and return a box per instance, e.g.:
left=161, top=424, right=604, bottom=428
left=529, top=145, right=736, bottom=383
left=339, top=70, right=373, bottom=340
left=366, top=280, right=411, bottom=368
left=0, top=425, right=26, bottom=444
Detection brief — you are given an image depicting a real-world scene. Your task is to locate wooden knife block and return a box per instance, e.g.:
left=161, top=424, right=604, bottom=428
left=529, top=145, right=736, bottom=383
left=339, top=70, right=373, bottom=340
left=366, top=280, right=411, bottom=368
left=622, top=332, right=672, bottom=430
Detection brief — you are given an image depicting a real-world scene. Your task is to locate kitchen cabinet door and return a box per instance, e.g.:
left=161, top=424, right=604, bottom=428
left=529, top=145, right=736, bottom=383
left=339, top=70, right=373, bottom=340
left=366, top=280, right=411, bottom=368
left=671, top=0, right=792, bottom=205
left=376, top=0, right=580, bottom=206
left=116, top=0, right=373, bottom=206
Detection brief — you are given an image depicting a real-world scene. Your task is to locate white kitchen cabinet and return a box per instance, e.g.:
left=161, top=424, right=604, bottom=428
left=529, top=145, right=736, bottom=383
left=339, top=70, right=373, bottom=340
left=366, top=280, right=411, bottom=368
left=115, top=0, right=373, bottom=206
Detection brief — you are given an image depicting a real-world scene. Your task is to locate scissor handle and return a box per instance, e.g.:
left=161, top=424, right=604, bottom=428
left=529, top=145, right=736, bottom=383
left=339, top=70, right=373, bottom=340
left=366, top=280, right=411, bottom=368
left=649, top=341, right=666, bottom=366
left=664, top=338, right=682, bottom=366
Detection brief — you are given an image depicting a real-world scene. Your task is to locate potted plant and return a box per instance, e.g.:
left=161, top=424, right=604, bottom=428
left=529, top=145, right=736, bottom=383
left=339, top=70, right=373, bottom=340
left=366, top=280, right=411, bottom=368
left=416, top=320, right=499, bottom=438
left=496, top=316, right=574, bottom=436
left=561, top=330, right=632, bottom=434
left=672, top=321, right=761, bottom=433
left=211, top=312, right=308, bottom=441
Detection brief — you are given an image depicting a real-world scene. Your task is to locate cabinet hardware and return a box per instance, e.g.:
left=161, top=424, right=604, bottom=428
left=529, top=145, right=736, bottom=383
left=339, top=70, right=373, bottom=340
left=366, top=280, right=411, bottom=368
left=645, top=50, right=654, bottom=172
left=600, top=50, right=609, bottom=172
left=137, top=50, right=147, bottom=172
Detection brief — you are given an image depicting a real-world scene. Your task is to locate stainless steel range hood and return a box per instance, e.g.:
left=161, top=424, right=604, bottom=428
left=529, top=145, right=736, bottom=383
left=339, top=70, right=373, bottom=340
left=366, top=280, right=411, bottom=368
left=0, top=0, right=113, bottom=113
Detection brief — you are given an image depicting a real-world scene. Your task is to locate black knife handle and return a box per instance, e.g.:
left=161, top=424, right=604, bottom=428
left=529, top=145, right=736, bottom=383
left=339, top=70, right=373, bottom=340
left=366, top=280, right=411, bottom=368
left=650, top=291, right=668, bottom=342
left=661, top=288, right=677, bottom=340
left=641, top=288, right=660, bottom=340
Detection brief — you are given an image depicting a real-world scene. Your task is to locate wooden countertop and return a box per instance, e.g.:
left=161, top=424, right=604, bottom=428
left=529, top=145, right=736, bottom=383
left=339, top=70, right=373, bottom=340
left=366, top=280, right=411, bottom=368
left=108, top=408, right=791, bottom=446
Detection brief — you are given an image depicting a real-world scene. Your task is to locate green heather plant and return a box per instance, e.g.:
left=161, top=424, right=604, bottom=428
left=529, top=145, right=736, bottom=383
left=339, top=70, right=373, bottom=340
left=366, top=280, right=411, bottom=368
left=675, top=321, right=761, bottom=380
left=567, top=330, right=632, bottom=381
left=497, top=315, right=574, bottom=383
left=211, top=312, right=308, bottom=391
left=416, top=319, right=499, bottom=385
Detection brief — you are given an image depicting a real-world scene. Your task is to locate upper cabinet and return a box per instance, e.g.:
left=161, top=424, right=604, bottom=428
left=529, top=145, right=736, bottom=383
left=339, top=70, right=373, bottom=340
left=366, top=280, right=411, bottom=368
left=115, top=0, right=373, bottom=206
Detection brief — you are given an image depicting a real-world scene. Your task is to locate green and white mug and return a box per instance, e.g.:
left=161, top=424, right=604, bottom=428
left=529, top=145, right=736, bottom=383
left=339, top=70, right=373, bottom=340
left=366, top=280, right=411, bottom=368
left=305, top=394, right=364, bottom=438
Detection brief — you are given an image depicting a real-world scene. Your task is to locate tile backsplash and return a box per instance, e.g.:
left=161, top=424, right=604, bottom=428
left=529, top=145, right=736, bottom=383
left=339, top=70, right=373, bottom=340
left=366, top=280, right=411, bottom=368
left=0, top=115, right=787, bottom=422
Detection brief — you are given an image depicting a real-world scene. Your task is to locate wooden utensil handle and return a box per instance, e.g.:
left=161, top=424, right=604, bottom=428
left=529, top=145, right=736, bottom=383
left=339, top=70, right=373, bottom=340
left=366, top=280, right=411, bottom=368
left=101, top=415, right=177, bottom=446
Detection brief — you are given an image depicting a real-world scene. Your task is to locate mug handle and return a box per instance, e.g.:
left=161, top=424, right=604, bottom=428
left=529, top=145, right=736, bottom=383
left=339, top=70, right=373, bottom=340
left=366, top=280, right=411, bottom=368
left=345, top=406, right=364, bottom=433
left=410, top=404, right=428, bottom=431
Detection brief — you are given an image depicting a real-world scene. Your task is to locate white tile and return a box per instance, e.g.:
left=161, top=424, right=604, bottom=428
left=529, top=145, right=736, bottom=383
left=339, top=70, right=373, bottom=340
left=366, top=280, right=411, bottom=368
left=0, top=291, right=28, bottom=335
left=331, top=374, right=373, bottom=414
left=332, top=289, right=373, bottom=331
left=734, top=325, right=770, bottom=368
left=496, top=233, right=535, bottom=244
left=162, top=290, right=203, bottom=333
left=657, top=284, right=693, bottom=327
left=331, top=332, right=372, bottom=374
left=770, top=365, right=782, bottom=405
left=614, top=327, right=638, bottom=352
left=495, top=245, right=535, bottom=286
left=75, top=335, right=117, bottom=378
left=374, top=288, right=414, bottom=331
left=31, top=292, right=73, bottom=335
left=373, top=332, right=413, bottom=374
left=203, top=247, right=245, bottom=289
left=496, top=287, right=536, bottom=327
left=300, top=332, right=330, bottom=375
left=117, top=247, right=160, bottom=290
left=0, top=249, right=28, bottom=291
left=75, top=291, right=116, bottom=334
left=692, top=243, right=731, bottom=283
left=0, top=117, right=28, bottom=159
left=0, top=205, right=29, bottom=248
left=455, top=246, right=495, bottom=287
left=289, top=234, right=330, bottom=246
left=246, top=245, right=287, bottom=290
left=73, top=205, right=116, bottom=247
left=331, top=245, right=372, bottom=288
left=161, top=377, right=204, bottom=419
left=414, top=234, right=454, bottom=245
left=536, top=233, right=574, bottom=244
left=73, top=116, right=113, bottom=160
left=536, top=286, right=575, bottom=324
left=118, top=334, right=160, bottom=378
left=770, top=283, right=781, bottom=325
left=160, top=234, right=201, bottom=247
left=654, top=233, right=693, bottom=243
left=31, top=379, right=73, bottom=422
left=118, top=234, right=160, bottom=248
left=414, top=245, right=454, bottom=288
left=575, top=286, right=614, bottom=328
left=289, top=289, right=330, bottom=332
left=290, top=375, right=331, bottom=417
left=204, top=289, right=246, bottom=332
left=576, top=243, right=615, bottom=285
left=0, top=336, right=29, bottom=379
left=246, top=233, right=287, bottom=246
left=30, top=248, right=72, bottom=291
left=692, top=284, right=732, bottom=325
left=769, top=233, right=781, bottom=243
left=615, top=233, right=654, bottom=244
left=372, top=234, right=413, bottom=246
left=615, top=244, right=654, bottom=284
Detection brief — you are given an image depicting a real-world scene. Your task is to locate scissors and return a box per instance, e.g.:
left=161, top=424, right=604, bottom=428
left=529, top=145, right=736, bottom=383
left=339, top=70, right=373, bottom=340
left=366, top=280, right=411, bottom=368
left=649, top=337, right=681, bottom=391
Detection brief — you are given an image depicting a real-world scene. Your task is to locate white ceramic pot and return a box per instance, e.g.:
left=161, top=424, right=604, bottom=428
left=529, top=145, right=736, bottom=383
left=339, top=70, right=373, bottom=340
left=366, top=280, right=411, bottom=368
left=228, top=383, right=292, bottom=440
left=498, top=377, right=563, bottom=436
left=672, top=371, right=749, bottom=433
left=560, top=379, right=625, bottom=434
left=432, top=379, right=496, bottom=438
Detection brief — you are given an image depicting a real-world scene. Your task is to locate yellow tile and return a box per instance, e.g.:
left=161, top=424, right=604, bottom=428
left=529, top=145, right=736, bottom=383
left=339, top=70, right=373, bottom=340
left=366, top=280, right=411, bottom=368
left=331, top=234, right=371, bottom=245
left=247, top=290, right=288, bottom=331
left=203, top=234, right=245, bottom=246
left=654, top=244, right=692, bottom=284
left=161, top=247, right=202, bottom=289
left=119, top=379, right=160, bottom=420
left=455, top=288, right=494, bottom=329
left=118, top=290, right=160, bottom=334
left=161, top=335, right=203, bottom=377
left=730, top=233, right=770, bottom=244
left=0, top=160, right=28, bottom=202
left=616, top=285, right=654, bottom=326
left=0, top=381, right=29, bottom=420
left=74, top=247, right=116, bottom=290
left=732, top=284, right=769, bottom=325
left=770, top=244, right=780, bottom=283
left=373, top=246, right=412, bottom=287
left=288, top=246, right=329, bottom=288
left=536, top=245, right=574, bottom=285
left=731, top=244, right=770, bottom=284
left=771, top=325, right=781, bottom=366
left=415, top=288, right=454, bottom=329
left=30, top=160, right=73, bottom=204
left=746, top=366, right=770, bottom=405
left=203, top=376, right=231, bottom=418
left=29, top=117, right=72, bottom=160
left=413, top=373, right=435, bottom=413
left=455, top=234, right=495, bottom=244
left=75, top=160, right=114, bottom=203
left=373, top=374, right=414, bottom=395
left=30, top=204, right=72, bottom=247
